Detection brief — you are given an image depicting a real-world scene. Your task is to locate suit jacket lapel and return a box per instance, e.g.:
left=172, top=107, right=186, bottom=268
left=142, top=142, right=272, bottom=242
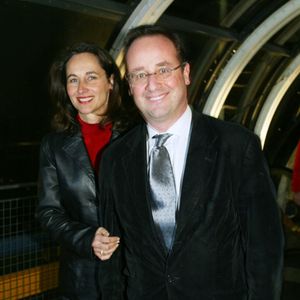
left=175, top=112, right=218, bottom=240
left=121, top=125, right=168, bottom=257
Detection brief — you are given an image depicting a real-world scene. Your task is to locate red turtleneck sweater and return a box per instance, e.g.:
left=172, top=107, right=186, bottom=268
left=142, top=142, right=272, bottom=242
left=77, top=115, right=113, bottom=170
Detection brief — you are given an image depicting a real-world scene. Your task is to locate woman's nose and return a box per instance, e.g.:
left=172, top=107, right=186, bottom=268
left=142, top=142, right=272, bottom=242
left=77, top=80, right=88, bottom=93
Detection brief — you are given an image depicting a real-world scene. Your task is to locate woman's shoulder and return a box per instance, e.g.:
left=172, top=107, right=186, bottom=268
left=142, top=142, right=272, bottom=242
left=40, top=130, right=80, bottom=151
left=42, top=130, right=68, bottom=143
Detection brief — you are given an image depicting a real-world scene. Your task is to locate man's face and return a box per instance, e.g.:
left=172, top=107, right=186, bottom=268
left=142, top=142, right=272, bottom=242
left=126, top=35, right=190, bottom=132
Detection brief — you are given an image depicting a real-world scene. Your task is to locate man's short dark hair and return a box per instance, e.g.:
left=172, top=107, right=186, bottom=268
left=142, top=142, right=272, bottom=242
left=123, top=24, right=187, bottom=66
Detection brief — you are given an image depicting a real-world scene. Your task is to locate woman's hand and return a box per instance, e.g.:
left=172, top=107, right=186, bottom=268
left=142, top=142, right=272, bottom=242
left=92, top=227, right=120, bottom=260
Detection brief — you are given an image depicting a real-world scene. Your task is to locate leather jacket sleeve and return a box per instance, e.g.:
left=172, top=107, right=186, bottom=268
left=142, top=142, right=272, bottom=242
left=36, top=134, right=98, bottom=259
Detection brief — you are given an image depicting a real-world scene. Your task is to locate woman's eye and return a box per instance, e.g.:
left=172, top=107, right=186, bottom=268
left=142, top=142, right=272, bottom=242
left=68, top=78, right=78, bottom=84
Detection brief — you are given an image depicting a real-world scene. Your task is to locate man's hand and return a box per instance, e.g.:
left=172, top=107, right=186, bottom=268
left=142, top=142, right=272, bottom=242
left=92, top=227, right=120, bottom=260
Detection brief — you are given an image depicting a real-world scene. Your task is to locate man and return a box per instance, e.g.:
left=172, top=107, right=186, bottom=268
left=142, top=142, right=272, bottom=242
left=94, top=24, right=284, bottom=300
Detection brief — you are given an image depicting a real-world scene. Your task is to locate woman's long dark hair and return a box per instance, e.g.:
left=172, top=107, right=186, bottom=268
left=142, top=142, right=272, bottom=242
left=49, top=42, right=123, bottom=132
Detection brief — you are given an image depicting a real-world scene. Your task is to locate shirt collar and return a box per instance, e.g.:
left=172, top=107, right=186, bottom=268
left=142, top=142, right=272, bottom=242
left=147, top=106, right=192, bottom=140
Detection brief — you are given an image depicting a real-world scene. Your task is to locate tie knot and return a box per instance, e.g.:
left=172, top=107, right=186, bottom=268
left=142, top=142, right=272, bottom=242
left=153, top=133, right=172, bottom=148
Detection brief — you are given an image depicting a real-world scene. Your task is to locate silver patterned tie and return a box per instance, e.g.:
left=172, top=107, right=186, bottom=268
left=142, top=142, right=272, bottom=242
left=149, top=133, right=176, bottom=251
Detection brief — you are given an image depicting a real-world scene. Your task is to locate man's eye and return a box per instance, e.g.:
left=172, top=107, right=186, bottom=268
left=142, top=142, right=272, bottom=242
left=158, top=67, right=170, bottom=74
left=133, top=72, right=147, bottom=80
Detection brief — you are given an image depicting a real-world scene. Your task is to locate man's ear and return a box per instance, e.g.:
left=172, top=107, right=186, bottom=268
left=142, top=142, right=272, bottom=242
left=183, top=62, right=191, bottom=86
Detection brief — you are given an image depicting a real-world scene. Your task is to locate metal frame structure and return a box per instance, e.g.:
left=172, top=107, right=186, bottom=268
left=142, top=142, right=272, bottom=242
left=255, top=52, right=300, bottom=147
left=203, top=0, right=300, bottom=125
left=110, top=0, right=174, bottom=65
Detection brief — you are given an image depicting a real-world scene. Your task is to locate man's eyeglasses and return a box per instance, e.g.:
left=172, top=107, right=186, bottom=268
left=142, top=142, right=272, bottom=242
left=126, top=62, right=187, bottom=86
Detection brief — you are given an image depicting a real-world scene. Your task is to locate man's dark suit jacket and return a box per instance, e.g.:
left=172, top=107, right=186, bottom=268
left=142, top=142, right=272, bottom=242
left=98, top=110, right=284, bottom=300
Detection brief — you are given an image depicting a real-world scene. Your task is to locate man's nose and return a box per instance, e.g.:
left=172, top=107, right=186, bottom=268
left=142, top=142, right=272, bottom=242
left=145, top=73, right=162, bottom=89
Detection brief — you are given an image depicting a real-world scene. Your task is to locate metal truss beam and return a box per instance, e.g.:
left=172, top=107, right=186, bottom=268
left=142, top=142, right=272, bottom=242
left=18, top=0, right=128, bottom=21
left=203, top=0, right=300, bottom=120
left=255, top=52, right=300, bottom=148
left=109, top=0, right=174, bottom=66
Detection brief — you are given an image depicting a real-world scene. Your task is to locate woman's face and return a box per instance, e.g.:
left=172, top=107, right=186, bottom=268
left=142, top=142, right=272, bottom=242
left=66, top=52, right=113, bottom=124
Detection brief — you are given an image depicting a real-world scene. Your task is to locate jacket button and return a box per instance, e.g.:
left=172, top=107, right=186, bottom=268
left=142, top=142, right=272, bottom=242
left=167, top=274, right=176, bottom=284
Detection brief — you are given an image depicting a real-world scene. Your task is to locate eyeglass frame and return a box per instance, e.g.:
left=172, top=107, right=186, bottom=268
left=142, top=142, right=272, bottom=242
left=126, top=62, right=187, bottom=86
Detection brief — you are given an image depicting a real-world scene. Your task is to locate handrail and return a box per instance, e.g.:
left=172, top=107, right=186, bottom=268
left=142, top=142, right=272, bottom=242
left=0, top=182, right=37, bottom=191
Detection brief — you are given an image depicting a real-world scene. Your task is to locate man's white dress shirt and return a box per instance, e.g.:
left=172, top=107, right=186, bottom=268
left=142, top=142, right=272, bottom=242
left=147, top=106, right=192, bottom=207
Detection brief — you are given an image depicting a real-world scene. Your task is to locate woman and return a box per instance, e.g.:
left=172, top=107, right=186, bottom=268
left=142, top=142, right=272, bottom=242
left=37, top=42, right=124, bottom=299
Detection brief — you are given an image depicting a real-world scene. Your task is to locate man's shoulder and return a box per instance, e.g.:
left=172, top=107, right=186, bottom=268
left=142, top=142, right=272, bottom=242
left=104, top=123, right=144, bottom=158
left=193, top=110, right=259, bottom=146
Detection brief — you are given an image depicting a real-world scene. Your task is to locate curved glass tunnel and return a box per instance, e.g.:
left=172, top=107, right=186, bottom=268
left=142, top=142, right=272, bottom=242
left=0, top=0, right=299, bottom=298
